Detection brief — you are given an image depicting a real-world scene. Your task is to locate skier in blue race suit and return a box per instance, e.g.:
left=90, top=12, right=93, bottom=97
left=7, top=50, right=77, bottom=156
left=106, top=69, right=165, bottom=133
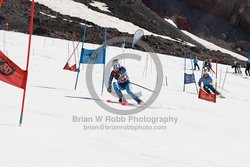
left=107, top=59, right=143, bottom=105
left=193, top=56, right=200, bottom=70
left=198, top=70, right=220, bottom=95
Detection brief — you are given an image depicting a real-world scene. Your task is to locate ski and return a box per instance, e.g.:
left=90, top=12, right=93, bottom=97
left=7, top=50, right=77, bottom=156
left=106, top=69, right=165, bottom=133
left=106, top=99, right=133, bottom=106
left=106, top=99, right=147, bottom=108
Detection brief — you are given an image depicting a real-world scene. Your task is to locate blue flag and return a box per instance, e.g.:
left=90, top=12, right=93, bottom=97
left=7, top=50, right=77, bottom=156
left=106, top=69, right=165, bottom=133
left=80, top=47, right=105, bottom=64
left=184, top=73, right=196, bottom=84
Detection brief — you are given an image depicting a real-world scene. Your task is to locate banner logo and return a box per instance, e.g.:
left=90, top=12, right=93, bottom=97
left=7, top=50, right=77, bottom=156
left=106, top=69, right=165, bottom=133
left=0, top=59, right=16, bottom=76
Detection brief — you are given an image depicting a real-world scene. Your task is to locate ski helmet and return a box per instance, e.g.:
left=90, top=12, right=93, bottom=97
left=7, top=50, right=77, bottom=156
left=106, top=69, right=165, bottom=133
left=203, top=69, right=209, bottom=75
left=112, top=59, right=120, bottom=71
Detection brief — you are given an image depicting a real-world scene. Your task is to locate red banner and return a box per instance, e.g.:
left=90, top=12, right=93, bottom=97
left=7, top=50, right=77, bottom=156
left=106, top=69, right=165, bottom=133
left=63, top=63, right=77, bottom=72
left=0, top=0, right=3, bottom=8
left=198, top=88, right=216, bottom=103
left=0, top=51, right=27, bottom=89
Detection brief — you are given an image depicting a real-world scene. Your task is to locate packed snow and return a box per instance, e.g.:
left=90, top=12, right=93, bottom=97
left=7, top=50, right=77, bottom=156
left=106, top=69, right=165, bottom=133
left=89, top=1, right=111, bottom=13
left=0, top=30, right=250, bottom=167
left=164, top=18, right=178, bottom=28
left=39, top=11, right=57, bottom=19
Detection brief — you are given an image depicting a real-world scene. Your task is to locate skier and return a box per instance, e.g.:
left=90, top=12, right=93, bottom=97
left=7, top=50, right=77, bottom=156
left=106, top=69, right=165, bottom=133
left=193, top=56, right=200, bottom=70
left=198, top=69, right=220, bottom=95
left=203, top=58, right=213, bottom=72
left=107, top=59, right=143, bottom=105
left=231, top=61, right=242, bottom=74
left=245, top=61, right=250, bottom=76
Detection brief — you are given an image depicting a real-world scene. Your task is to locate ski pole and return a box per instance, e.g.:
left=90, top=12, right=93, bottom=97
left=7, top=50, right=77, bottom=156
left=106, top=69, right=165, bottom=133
left=222, top=67, right=228, bottom=90
left=130, top=81, right=157, bottom=93
left=217, top=85, right=231, bottom=93
left=210, top=67, right=216, bottom=74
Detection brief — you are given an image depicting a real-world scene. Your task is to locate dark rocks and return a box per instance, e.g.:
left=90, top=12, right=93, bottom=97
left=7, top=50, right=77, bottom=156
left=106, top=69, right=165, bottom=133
left=235, top=40, right=250, bottom=52
left=33, top=26, right=48, bottom=35
left=190, top=46, right=200, bottom=54
left=186, top=0, right=217, bottom=12
left=240, top=1, right=250, bottom=33
left=231, top=44, right=236, bottom=50
left=142, top=0, right=250, bottom=56
left=230, top=12, right=241, bottom=27
left=168, top=16, right=191, bottom=31
left=220, top=32, right=228, bottom=40
left=186, top=0, right=250, bottom=34
left=127, top=0, right=137, bottom=5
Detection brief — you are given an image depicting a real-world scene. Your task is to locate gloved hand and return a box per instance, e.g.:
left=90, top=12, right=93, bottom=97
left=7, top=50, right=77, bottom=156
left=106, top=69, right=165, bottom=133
left=107, top=85, right=112, bottom=93
left=114, top=73, right=121, bottom=80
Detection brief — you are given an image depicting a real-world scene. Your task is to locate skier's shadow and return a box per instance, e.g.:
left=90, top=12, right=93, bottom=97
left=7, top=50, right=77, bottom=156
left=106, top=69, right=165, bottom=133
left=65, top=95, right=160, bottom=110
left=65, top=96, right=102, bottom=102
left=0, top=123, right=17, bottom=127
left=30, top=85, right=70, bottom=91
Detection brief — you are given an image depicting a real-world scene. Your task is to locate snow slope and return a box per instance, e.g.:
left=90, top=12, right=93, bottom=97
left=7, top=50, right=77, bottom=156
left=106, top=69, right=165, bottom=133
left=165, top=18, right=178, bottom=28
left=89, top=1, right=111, bottom=13
left=0, top=30, right=250, bottom=167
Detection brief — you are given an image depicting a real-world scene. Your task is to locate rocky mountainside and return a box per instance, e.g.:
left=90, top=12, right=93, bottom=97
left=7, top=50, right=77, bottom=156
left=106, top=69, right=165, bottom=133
left=0, top=0, right=248, bottom=66
left=142, top=0, right=250, bottom=56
